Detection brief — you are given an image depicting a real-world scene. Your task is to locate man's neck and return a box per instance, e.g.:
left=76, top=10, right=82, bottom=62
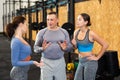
left=48, top=26, right=59, bottom=31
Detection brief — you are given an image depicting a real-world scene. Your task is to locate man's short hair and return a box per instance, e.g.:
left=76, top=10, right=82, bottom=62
left=48, top=11, right=58, bottom=18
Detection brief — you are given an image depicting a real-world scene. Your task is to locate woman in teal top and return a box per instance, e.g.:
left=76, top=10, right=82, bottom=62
left=6, top=16, right=43, bottom=80
left=72, top=13, right=109, bottom=80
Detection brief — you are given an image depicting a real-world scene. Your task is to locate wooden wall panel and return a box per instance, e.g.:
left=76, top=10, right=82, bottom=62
left=25, top=14, right=29, bottom=39
left=75, top=0, right=120, bottom=65
left=31, top=11, right=43, bottom=41
left=31, top=12, right=37, bottom=41
left=38, top=11, right=43, bottom=23
left=31, top=13, right=36, bottom=22
left=58, top=6, right=68, bottom=26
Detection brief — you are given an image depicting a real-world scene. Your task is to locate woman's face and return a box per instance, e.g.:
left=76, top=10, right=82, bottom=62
left=21, top=20, right=28, bottom=34
left=76, top=15, right=87, bottom=28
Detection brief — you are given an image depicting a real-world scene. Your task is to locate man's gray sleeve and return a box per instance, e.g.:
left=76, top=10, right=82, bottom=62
left=63, top=29, right=73, bottom=52
left=34, top=30, right=44, bottom=53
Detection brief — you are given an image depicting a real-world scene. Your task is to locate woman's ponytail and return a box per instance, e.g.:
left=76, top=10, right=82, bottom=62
left=5, top=16, right=26, bottom=39
left=6, top=23, right=15, bottom=39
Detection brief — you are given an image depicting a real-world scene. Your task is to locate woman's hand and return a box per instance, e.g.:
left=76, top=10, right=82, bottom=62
left=71, top=39, right=77, bottom=48
left=87, top=55, right=99, bottom=61
left=33, top=61, right=44, bottom=67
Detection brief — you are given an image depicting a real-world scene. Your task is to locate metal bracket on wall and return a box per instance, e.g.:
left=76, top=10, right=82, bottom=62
left=75, top=0, right=89, bottom=3
left=98, top=0, right=101, bottom=4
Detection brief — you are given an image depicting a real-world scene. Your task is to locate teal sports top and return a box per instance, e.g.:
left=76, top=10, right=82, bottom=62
left=76, top=29, right=94, bottom=52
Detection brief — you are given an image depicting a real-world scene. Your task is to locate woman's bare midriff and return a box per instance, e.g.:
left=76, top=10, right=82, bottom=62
left=78, top=52, right=93, bottom=58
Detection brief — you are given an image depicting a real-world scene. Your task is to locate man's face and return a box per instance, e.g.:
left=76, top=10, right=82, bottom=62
left=47, top=14, right=58, bottom=28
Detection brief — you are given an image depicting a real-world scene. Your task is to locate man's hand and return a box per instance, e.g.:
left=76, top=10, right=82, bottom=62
left=58, top=40, right=67, bottom=51
left=42, top=40, right=51, bottom=50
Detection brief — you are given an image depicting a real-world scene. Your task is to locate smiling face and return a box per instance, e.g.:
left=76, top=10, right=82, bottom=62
left=47, top=14, right=58, bottom=29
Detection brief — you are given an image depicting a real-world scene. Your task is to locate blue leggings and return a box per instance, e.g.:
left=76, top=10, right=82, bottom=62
left=74, top=57, right=98, bottom=80
left=10, top=66, right=30, bottom=80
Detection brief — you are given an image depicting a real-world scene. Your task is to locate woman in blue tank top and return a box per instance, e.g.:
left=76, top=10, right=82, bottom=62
left=5, top=16, right=43, bottom=80
left=72, top=13, right=109, bottom=80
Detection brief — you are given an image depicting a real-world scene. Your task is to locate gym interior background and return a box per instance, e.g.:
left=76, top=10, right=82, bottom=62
left=0, top=0, right=120, bottom=80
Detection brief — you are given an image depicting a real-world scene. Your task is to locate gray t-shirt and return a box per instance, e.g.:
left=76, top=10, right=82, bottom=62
left=34, top=27, right=73, bottom=59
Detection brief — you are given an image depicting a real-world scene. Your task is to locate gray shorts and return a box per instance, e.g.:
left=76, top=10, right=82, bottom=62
left=10, top=66, right=30, bottom=80
left=40, top=57, right=66, bottom=80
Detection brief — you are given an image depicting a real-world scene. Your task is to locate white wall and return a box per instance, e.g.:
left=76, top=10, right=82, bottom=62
left=0, top=0, right=39, bottom=33
left=0, top=1, right=5, bottom=32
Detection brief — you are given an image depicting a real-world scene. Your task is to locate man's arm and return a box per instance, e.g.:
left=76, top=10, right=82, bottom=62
left=34, top=30, right=44, bottom=53
left=62, top=29, right=73, bottom=52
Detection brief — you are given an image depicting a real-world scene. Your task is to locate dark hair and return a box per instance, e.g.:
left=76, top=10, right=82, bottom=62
left=80, top=13, right=91, bottom=26
left=47, top=11, right=58, bottom=18
left=6, top=16, right=26, bottom=39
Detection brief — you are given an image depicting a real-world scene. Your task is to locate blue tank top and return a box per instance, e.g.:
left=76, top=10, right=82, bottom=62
left=75, top=29, right=94, bottom=52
